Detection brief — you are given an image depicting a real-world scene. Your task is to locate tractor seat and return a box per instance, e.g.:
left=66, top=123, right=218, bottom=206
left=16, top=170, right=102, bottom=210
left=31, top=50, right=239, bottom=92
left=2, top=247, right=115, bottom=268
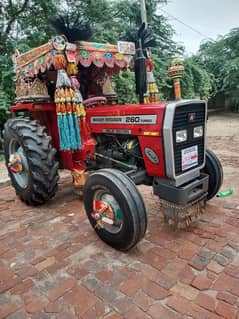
left=83, top=96, right=107, bottom=108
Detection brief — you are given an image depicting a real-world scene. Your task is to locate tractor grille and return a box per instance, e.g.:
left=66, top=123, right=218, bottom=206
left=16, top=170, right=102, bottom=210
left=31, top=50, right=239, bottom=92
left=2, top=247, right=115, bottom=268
left=173, top=103, right=206, bottom=176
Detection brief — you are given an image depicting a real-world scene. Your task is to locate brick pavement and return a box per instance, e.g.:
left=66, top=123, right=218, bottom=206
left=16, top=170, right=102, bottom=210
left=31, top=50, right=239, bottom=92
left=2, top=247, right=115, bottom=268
left=0, top=133, right=239, bottom=318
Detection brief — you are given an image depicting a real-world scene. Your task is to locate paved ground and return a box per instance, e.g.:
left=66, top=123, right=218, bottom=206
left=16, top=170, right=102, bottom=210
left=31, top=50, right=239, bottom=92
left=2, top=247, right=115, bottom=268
left=0, top=112, right=239, bottom=319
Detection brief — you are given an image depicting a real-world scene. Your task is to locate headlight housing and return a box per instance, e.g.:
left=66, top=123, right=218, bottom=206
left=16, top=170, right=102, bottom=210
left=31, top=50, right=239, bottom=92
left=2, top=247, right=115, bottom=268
left=176, top=130, right=187, bottom=143
left=194, top=126, right=203, bottom=138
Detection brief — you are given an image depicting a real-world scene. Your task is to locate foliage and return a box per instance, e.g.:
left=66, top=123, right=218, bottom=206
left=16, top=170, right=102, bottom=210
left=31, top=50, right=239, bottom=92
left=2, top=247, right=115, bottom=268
left=198, top=28, right=239, bottom=109
left=181, top=56, right=213, bottom=99
left=114, top=70, right=137, bottom=104
left=0, top=0, right=221, bottom=125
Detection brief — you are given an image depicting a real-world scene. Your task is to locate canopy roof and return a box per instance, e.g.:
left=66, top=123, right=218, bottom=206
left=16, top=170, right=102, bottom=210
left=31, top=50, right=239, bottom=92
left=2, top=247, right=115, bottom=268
left=14, top=37, right=135, bottom=78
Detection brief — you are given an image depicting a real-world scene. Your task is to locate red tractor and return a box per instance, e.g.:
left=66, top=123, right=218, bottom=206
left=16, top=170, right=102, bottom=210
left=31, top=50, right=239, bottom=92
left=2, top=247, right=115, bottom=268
left=3, top=26, right=223, bottom=251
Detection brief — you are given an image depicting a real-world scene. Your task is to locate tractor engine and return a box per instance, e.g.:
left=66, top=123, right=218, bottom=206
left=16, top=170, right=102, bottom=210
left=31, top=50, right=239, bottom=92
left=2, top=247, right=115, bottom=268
left=95, top=135, right=143, bottom=170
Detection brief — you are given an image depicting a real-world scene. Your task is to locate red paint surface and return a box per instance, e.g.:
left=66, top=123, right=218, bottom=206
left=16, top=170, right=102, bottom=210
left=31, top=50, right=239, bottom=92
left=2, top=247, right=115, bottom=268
left=10, top=101, right=167, bottom=176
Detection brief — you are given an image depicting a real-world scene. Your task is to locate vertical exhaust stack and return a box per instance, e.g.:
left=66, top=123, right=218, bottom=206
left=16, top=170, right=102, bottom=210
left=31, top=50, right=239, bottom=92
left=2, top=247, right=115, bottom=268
left=135, top=23, right=147, bottom=104
left=135, top=23, right=157, bottom=104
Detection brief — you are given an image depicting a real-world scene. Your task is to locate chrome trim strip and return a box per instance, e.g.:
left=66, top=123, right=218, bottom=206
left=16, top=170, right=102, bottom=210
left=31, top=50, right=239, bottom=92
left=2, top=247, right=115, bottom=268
left=163, top=99, right=207, bottom=187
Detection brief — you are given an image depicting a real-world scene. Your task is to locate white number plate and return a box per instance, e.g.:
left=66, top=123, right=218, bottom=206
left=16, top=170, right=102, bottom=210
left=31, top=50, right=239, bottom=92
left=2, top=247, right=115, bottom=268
left=181, top=145, right=198, bottom=171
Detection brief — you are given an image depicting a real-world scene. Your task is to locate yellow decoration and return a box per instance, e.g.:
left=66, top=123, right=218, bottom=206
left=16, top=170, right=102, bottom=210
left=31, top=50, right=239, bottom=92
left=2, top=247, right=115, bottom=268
left=168, top=58, right=185, bottom=100
left=67, top=63, right=78, bottom=75
left=71, top=169, right=89, bottom=188
left=76, top=103, right=86, bottom=117
left=53, top=52, right=67, bottom=70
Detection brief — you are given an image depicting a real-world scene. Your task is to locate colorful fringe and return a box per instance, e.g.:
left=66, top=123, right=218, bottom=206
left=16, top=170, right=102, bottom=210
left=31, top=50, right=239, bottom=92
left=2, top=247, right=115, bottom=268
left=55, top=85, right=82, bottom=150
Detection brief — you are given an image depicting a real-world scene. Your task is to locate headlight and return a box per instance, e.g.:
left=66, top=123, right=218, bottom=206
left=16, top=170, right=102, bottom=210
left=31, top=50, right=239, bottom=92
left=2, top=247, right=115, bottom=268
left=194, top=126, right=203, bottom=138
left=176, top=130, right=187, bottom=143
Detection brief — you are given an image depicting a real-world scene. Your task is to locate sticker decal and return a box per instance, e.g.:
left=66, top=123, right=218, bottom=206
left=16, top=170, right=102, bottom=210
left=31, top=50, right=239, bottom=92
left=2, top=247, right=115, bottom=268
left=91, top=115, right=157, bottom=124
left=144, top=147, right=159, bottom=164
left=181, top=145, right=198, bottom=171
left=102, top=129, right=131, bottom=134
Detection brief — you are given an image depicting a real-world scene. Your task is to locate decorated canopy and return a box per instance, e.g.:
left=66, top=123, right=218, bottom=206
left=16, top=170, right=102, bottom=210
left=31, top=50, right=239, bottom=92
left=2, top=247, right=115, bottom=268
left=14, top=37, right=135, bottom=78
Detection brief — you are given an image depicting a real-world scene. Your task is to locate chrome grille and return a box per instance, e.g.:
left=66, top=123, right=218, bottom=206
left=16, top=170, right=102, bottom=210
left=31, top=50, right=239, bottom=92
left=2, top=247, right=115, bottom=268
left=173, top=103, right=206, bottom=176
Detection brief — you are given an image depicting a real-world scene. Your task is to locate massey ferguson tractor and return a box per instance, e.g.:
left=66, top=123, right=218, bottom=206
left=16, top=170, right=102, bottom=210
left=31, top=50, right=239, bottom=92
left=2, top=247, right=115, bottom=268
left=3, top=23, right=223, bottom=251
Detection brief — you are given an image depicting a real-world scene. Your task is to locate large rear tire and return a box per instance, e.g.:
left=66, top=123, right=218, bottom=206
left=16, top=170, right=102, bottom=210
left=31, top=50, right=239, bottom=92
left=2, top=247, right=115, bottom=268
left=202, top=149, right=223, bottom=200
left=3, top=117, right=59, bottom=205
left=83, top=168, right=147, bottom=251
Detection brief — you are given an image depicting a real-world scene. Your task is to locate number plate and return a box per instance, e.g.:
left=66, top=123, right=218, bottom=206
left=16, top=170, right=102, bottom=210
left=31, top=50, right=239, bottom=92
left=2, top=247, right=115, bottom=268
left=181, top=145, right=198, bottom=171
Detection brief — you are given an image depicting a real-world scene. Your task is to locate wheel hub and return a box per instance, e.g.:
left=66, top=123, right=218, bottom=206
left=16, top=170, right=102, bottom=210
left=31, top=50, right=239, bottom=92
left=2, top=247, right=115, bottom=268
left=8, top=153, right=23, bottom=174
left=91, top=200, right=114, bottom=229
left=8, top=140, right=29, bottom=189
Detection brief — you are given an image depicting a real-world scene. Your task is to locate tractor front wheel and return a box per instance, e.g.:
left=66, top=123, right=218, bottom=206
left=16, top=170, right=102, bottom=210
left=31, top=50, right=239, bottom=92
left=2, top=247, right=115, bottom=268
left=202, top=149, right=223, bottom=200
left=3, top=117, right=59, bottom=205
left=83, top=168, right=147, bottom=251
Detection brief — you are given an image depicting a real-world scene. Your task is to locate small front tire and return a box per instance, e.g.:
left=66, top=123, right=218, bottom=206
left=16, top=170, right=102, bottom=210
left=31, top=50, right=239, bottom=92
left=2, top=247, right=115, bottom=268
left=83, top=168, right=147, bottom=251
left=202, top=149, right=223, bottom=200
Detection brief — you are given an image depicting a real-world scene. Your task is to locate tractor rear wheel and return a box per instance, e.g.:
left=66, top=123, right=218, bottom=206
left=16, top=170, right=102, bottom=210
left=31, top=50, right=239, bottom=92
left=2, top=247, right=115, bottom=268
left=202, top=149, right=223, bottom=200
left=3, top=117, right=59, bottom=205
left=83, top=168, right=147, bottom=251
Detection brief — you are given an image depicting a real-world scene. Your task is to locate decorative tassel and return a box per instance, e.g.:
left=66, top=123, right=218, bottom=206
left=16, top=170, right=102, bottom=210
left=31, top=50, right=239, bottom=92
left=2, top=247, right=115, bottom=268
left=70, top=87, right=82, bottom=149
left=67, top=63, right=78, bottom=76
left=54, top=54, right=83, bottom=150
left=62, top=114, right=71, bottom=150
left=56, top=69, right=72, bottom=88
left=76, top=103, right=86, bottom=117
left=53, top=52, right=67, bottom=70
left=75, top=89, right=83, bottom=103
left=57, top=115, right=66, bottom=150
left=55, top=87, right=69, bottom=150
left=67, top=114, right=78, bottom=149
left=70, top=76, right=80, bottom=90
left=73, top=113, right=82, bottom=149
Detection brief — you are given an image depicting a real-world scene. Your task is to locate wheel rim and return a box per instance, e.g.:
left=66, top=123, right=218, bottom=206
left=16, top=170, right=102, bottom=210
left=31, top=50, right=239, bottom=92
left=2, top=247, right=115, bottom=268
left=8, top=139, right=29, bottom=189
left=93, top=189, right=123, bottom=234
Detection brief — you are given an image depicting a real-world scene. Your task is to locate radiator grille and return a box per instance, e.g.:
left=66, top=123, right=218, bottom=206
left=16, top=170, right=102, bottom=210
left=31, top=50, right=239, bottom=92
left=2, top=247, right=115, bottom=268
left=173, top=103, right=206, bottom=176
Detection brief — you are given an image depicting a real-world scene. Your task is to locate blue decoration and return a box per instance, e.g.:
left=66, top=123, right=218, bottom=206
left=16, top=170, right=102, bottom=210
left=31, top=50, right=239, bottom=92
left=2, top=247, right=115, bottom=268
left=57, top=115, right=66, bottom=150
left=67, top=114, right=77, bottom=149
left=62, top=114, right=71, bottom=150
left=73, top=114, right=82, bottom=149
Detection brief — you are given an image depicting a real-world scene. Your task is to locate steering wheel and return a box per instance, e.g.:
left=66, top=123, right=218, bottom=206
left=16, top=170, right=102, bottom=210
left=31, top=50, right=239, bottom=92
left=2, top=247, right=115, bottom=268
left=83, top=96, right=107, bottom=108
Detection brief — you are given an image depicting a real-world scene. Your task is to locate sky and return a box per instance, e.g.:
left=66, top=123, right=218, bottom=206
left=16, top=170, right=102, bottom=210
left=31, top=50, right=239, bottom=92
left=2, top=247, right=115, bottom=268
left=158, top=0, right=239, bottom=54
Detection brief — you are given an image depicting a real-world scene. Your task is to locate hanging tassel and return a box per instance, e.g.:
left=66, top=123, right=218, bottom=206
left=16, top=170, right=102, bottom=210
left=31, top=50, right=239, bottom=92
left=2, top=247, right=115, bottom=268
left=53, top=51, right=74, bottom=150
left=64, top=87, right=75, bottom=149
left=69, top=87, right=82, bottom=149
left=55, top=88, right=65, bottom=150
left=56, top=69, right=72, bottom=88
left=70, top=76, right=80, bottom=90
left=67, top=63, right=78, bottom=76
left=53, top=52, right=67, bottom=70
left=55, top=87, right=70, bottom=150
left=67, top=113, right=78, bottom=149
left=74, top=88, right=85, bottom=117
left=73, top=113, right=82, bottom=149
left=57, top=114, right=66, bottom=150
left=76, top=103, right=85, bottom=117
left=75, top=89, right=83, bottom=103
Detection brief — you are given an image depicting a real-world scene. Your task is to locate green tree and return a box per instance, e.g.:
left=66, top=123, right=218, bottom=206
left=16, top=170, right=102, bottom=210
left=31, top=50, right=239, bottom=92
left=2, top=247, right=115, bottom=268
left=181, top=56, right=213, bottom=99
left=0, top=0, right=57, bottom=130
left=198, top=28, right=239, bottom=109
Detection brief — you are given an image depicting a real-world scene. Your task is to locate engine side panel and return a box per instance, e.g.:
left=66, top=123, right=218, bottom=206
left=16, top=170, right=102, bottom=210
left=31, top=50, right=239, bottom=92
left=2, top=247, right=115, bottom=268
left=87, top=103, right=166, bottom=136
left=87, top=102, right=167, bottom=177
left=138, top=135, right=165, bottom=177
